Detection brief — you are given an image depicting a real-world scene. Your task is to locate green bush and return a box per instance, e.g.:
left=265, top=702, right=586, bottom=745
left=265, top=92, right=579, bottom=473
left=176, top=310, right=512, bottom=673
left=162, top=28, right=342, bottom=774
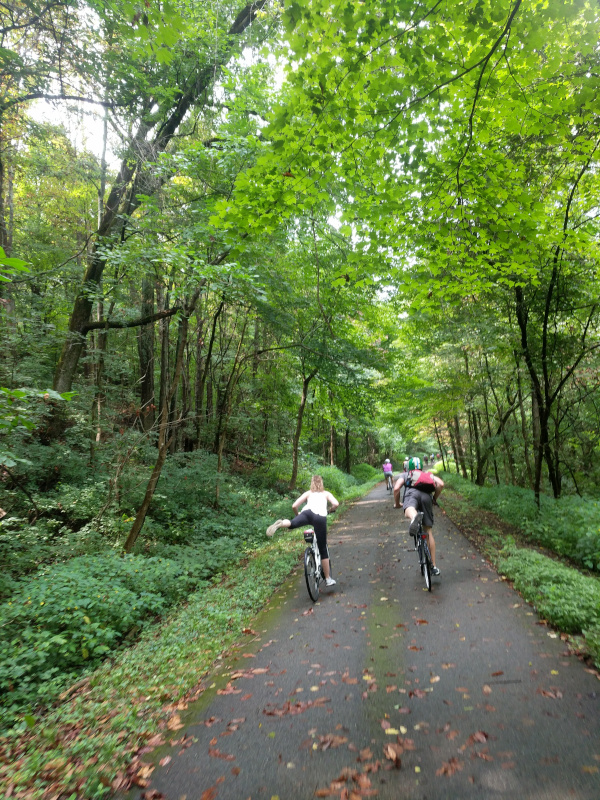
left=350, top=463, right=380, bottom=483
left=497, top=546, right=600, bottom=636
left=0, top=551, right=214, bottom=723
left=442, top=473, right=600, bottom=572
left=584, top=626, right=600, bottom=669
left=317, top=466, right=358, bottom=497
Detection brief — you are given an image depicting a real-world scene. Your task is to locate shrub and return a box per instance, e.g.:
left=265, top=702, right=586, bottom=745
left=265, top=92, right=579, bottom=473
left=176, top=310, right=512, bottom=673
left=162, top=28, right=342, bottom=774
left=0, top=552, right=211, bottom=723
left=442, top=473, right=600, bottom=572
left=317, top=466, right=358, bottom=498
left=497, top=546, right=600, bottom=635
left=351, top=463, right=380, bottom=483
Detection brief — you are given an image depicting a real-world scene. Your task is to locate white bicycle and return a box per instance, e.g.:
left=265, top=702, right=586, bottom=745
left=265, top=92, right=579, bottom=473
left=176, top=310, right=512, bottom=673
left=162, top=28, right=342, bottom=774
left=303, top=528, right=332, bottom=602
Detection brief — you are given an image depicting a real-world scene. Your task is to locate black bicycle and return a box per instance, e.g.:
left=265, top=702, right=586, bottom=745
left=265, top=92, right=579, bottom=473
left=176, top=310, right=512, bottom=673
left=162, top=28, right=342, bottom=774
left=412, top=513, right=433, bottom=591
left=385, top=472, right=393, bottom=492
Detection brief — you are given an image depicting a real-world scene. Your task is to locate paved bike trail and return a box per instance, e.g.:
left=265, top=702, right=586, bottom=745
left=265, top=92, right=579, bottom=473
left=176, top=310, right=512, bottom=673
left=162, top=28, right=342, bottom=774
left=129, top=483, right=600, bottom=800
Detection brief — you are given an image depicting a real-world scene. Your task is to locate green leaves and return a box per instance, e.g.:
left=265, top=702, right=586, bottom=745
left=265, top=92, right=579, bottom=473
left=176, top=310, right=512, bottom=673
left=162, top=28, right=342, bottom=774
left=0, top=247, right=28, bottom=282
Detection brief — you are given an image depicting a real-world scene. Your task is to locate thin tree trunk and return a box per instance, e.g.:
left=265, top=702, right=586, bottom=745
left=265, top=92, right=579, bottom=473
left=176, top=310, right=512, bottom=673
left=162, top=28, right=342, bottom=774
left=123, top=287, right=202, bottom=552
left=446, top=420, right=459, bottom=474
left=137, top=277, right=155, bottom=432
left=453, top=415, right=468, bottom=479
left=196, top=300, right=224, bottom=444
left=290, top=370, right=318, bottom=490
left=481, top=390, right=500, bottom=484
left=157, top=283, right=170, bottom=434
left=515, top=359, right=534, bottom=488
left=434, top=419, right=447, bottom=472
left=345, top=427, right=351, bottom=473
left=214, top=317, right=248, bottom=503
left=330, top=424, right=335, bottom=466
left=194, top=316, right=205, bottom=448
left=531, top=385, right=542, bottom=504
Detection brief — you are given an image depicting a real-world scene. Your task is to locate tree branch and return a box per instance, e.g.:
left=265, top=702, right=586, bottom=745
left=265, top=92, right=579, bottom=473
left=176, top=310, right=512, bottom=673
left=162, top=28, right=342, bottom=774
left=81, top=306, right=181, bottom=334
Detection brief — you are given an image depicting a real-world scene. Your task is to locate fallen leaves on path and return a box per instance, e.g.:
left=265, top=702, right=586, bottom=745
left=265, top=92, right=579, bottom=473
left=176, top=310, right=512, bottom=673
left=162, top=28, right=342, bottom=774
left=459, top=731, right=489, bottom=753
left=217, top=682, right=241, bottom=695
left=537, top=687, right=563, bottom=699
left=383, top=742, right=403, bottom=768
left=315, top=766, right=378, bottom=797
left=208, top=746, right=235, bottom=761
left=263, top=697, right=330, bottom=717
left=436, top=757, right=464, bottom=777
left=317, top=733, right=349, bottom=750
left=166, top=714, right=184, bottom=731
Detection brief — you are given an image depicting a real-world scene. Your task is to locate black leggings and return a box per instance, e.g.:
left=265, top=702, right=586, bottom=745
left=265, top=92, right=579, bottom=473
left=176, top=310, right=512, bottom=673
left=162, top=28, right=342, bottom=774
left=289, top=510, right=329, bottom=560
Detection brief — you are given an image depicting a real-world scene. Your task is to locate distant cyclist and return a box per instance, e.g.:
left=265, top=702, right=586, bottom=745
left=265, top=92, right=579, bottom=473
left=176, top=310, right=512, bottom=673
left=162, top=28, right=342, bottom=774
left=382, top=458, right=394, bottom=490
left=394, top=457, right=444, bottom=576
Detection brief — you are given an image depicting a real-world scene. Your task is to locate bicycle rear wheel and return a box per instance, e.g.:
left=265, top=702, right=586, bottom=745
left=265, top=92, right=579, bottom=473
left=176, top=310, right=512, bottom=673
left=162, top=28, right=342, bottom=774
left=304, top=548, right=320, bottom=602
left=422, top=540, right=432, bottom=592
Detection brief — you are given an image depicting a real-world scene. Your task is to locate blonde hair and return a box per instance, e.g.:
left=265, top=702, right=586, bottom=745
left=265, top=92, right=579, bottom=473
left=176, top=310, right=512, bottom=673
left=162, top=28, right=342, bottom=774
left=310, top=475, right=324, bottom=492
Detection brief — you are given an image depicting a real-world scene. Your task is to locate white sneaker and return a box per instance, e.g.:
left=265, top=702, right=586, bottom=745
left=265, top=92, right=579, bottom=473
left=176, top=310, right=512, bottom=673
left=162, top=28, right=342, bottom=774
left=408, top=512, right=424, bottom=538
left=266, top=519, right=284, bottom=537
left=325, top=577, right=336, bottom=587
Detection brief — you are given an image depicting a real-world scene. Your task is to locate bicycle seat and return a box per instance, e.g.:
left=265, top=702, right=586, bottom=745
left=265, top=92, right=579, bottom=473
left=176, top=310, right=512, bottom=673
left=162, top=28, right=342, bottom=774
left=303, top=529, right=315, bottom=543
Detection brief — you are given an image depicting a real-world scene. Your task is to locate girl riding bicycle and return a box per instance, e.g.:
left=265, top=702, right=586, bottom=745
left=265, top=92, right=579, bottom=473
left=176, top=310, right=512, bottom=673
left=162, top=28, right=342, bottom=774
left=266, top=475, right=339, bottom=586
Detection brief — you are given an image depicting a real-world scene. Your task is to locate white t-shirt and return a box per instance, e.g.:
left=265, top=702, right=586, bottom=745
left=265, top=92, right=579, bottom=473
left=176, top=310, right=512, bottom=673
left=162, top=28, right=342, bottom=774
left=305, top=491, right=328, bottom=517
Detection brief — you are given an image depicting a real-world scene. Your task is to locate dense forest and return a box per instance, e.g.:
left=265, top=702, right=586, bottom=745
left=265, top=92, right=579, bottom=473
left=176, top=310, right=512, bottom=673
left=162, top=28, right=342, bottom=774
left=1, top=0, right=600, bottom=789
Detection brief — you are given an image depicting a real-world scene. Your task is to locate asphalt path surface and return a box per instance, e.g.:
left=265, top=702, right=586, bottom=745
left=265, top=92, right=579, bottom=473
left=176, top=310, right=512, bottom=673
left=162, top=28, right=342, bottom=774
left=130, top=482, right=600, bottom=800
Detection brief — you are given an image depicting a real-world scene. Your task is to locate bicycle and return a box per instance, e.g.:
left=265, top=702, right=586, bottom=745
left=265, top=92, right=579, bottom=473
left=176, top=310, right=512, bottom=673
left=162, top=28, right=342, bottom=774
left=411, top=512, right=433, bottom=591
left=385, top=472, right=394, bottom=492
left=303, top=528, right=333, bottom=602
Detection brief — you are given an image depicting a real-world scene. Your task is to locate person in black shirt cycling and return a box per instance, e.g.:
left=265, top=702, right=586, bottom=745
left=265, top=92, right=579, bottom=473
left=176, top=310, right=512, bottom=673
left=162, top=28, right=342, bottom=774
left=394, top=457, right=444, bottom=576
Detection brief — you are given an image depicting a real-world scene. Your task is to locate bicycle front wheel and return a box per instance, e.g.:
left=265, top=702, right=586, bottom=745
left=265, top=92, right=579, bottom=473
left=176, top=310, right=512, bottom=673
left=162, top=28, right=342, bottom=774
left=304, top=548, right=320, bottom=602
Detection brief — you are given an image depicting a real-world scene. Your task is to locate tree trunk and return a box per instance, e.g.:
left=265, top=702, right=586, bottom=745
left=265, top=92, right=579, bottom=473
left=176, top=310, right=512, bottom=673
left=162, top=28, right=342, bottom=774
left=345, top=427, right=351, bottom=473
left=453, top=415, right=468, bottom=479
left=196, top=300, right=224, bottom=445
left=290, top=370, right=317, bottom=490
left=213, top=316, right=248, bottom=503
left=471, top=409, right=486, bottom=486
left=515, top=359, right=534, bottom=489
left=123, top=286, right=202, bottom=552
left=434, top=419, right=446, bottom=471
left=481, top=390, right=500, bottom=484
left=194, top=314, right=205, bottom=448
left=330, top=424, right=336, bottom=466
left=157, top=283, right=170, bottom=433
left=137, top=277, right=155, bottom=432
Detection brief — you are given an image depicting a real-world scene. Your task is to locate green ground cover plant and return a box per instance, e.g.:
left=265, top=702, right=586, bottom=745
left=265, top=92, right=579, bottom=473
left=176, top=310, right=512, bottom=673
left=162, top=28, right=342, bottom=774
left=442, top=473, right=600, bottom=572
left=497, top=546, right=600, bottom=666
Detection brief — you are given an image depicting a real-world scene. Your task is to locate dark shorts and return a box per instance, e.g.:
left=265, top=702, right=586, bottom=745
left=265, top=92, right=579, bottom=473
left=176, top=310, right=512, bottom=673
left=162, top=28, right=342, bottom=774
left=403, top=488, right=434, bottom=528
left=289, top=510, right=329, bottom=559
